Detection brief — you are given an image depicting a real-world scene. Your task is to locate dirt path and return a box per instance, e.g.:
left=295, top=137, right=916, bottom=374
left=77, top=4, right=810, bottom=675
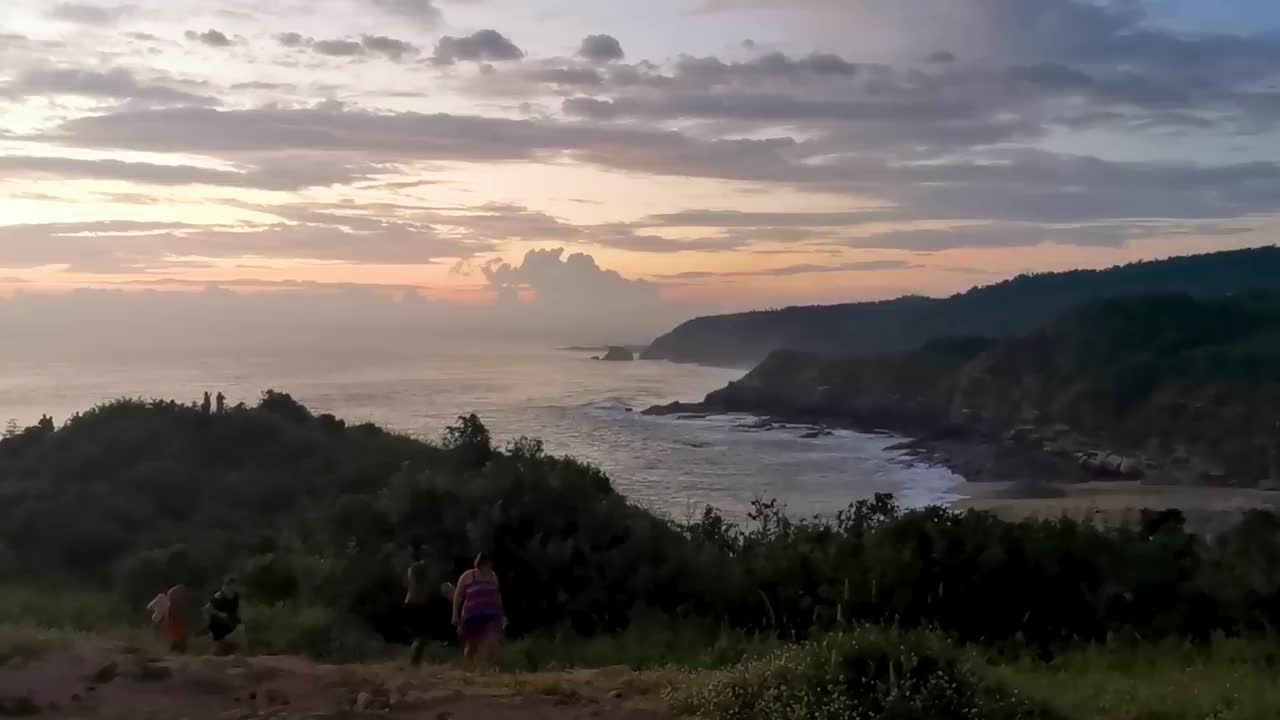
left=0, top=644, right=678, bottom=720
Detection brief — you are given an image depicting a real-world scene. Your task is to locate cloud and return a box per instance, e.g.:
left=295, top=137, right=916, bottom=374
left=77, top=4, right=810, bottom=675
left=48, top=3, right=135, bottom=26
left=578, top=34, right=624, bottom=63
left=482, top=247, right=663, bottom=311
left=370, top=0, right=442, bottom=26
left=360, top=35, right=419, bottom=61
left=231, top=81, right=296, bottom=92
left=527, top=67, right=603, bottom=87
left=843, top=221, right=1254, bottom=251
left=3, top=67, right=218, bottom=105
left=313, top=39, right=364, bottom=57
left=0, top=155, right=385, bottom=191
left=432, top=30, right=525, bottom=66
left=36, top=102, right=1280, bottom=229
left=0, top=210, right=487, bottom=272
left=185, top=29, right=233, bottom=48
left=654, top=259, right=917, bottom=281
left=283, top=35, right=418, bottom=61
left=275, top=32, right=309, bottom=48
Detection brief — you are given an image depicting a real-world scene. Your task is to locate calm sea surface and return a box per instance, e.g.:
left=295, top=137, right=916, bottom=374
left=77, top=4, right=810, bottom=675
left=0, top=341, right=964, bottom=519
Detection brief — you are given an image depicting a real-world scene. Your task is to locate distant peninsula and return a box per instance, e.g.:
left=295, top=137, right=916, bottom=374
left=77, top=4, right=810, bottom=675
left=642, top=246, right=1280, bottom=367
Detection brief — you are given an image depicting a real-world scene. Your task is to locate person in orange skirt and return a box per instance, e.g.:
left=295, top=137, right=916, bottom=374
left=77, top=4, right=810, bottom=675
left=148, top=585, right=192, bottom=652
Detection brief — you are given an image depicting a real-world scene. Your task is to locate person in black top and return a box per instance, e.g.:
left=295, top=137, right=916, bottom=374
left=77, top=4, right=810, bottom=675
left=404, top=543, right=431, bottom=666
left=205, top=576, right=242, bottom=654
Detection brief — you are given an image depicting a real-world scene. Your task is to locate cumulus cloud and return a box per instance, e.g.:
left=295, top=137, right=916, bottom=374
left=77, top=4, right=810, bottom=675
left=578, top=34, right=624, bottom=63
left=432, top=30, right=525, bottom=66
left=6, top=0, right=1280, bottom=273
left=482, top=248, right=662, bottom=311
left=48, top=3, right=135, bottom=26
left=185, top=29, right=233, bottom=48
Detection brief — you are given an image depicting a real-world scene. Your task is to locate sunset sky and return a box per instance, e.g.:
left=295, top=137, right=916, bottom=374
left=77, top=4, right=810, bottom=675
left=2, top=0, right=1280, bottom=336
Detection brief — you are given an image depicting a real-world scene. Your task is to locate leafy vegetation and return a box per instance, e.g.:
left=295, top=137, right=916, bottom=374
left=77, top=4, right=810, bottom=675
left=701, top=293, right=1280, bottom=485
left=4, top=390, right=1280, bottom=716
left=672, top=628, right=1060, bottom=720
left=5, top=392, right=1280, bottom=658
left=643, top=246, right=1280, bottom=366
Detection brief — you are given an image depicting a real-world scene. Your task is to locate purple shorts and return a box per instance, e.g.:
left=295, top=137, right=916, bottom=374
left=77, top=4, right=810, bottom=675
left=459, top=614, right=501, bottom=642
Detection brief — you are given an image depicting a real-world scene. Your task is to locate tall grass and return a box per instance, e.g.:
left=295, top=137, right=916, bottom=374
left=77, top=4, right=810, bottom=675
left=0, top=586, right=137, bottom=634
left=497, top=616, right=781, bottom=672
left=990, top=638, right=1280, bottom=720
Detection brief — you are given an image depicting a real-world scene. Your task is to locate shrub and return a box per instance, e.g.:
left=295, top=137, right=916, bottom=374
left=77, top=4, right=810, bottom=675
left=242, top=604, right=388, bottom=662
left=673, top=628, right=1061, bottom=720
left=116, top=544, right=212, bottom=606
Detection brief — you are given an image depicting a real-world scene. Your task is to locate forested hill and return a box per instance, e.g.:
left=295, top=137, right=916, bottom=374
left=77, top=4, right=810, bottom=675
left=641, top=246, right=1280, bottom=367
left=692, top=292, right=1280, bottom=487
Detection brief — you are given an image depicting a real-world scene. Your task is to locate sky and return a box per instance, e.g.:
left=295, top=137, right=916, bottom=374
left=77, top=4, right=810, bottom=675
left=2, top=0, right=1280, bottom=341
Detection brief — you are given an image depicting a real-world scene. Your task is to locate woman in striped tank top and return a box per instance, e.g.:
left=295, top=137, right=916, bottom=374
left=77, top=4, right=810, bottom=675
left=452, top=551, right=505, bottom=665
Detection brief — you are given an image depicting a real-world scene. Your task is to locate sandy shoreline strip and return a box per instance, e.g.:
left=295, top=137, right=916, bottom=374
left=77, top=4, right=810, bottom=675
left=956, top=481, right=1280, bottom=531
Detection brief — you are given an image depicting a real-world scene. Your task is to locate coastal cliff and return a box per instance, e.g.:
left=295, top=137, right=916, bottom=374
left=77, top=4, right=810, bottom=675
left=642, top=246, right=1280, bottom=367
left=652, top=293, right=1280, bottom=487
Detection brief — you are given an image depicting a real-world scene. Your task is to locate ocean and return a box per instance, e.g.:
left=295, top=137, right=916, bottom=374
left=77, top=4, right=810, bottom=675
left=0, top=341, right=964, bottom=519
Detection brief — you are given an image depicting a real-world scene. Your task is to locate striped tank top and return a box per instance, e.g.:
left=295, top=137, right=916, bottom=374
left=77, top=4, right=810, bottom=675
left=462, top=571, right=501, bottom=620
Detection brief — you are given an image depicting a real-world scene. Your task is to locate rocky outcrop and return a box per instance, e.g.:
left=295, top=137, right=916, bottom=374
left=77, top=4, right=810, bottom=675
left=599, top=346, right=634, bottom=362
left=1077, top=451, right=1144, bottom=479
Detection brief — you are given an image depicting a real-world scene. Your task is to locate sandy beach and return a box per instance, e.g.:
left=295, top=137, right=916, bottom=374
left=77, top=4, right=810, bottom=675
left=958, top=481, right=1280, bottom=532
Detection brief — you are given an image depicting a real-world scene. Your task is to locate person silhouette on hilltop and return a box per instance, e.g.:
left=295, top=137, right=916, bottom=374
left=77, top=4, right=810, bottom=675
left=201, top=392, right=211, bottom=415
left=216, top=392, right=226, bottom=415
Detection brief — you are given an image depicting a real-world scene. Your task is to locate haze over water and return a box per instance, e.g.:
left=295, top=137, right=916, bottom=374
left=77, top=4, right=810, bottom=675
left=0, top=341, right=963, bottom=519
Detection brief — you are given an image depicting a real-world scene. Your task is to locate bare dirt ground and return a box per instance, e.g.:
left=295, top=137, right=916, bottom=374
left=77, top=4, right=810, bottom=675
left=0, top=642, right=678, bottom=720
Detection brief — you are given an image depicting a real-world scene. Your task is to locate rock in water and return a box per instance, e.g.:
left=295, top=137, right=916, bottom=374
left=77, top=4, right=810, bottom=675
left=600, top=346, right=634, bottom=362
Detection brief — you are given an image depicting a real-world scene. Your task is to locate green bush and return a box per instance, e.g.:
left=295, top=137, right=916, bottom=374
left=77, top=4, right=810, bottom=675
left=673, top=628, right=1061, bottom=720
left=242, top=604, right=389, bottom=662
left=6, top=393, right=1280, bottom=659
left=116, top=544, right=212, bottom=606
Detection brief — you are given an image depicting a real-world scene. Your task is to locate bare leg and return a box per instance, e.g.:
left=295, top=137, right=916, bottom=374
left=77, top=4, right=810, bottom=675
left=479, top=628, right=501, bottom=668
left=410, top=639, right=426, bottom=667
left=462, top=638, right=477, bottom=667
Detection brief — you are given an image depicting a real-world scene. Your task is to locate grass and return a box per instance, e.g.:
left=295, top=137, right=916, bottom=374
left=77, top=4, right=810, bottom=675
left=0, top=586, right=771, bottom=672
left=990, top=639, right=1280, bottom=720
left=0, top=586, right=139, bottom=634
left=497, top=616, right=781, bottom=672
left=6, top=585, right=1280, bottom=719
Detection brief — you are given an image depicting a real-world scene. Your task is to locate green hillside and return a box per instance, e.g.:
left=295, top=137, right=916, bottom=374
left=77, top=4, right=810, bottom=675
left=642, top=246, right=1280, bottom=366
left=696, top=293, right=1280, bottom=486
